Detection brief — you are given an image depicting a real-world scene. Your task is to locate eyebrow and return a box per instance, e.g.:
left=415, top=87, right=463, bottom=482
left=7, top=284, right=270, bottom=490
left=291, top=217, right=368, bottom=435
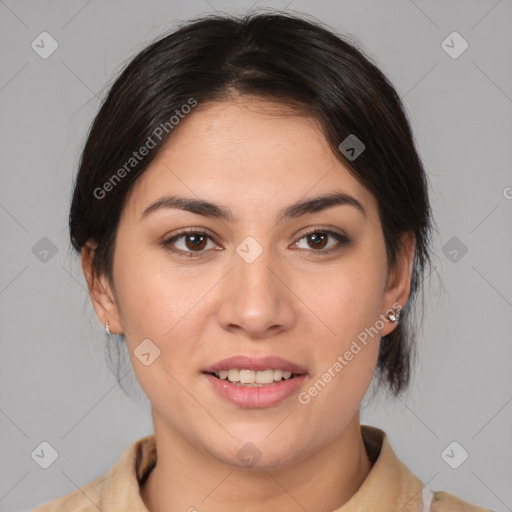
left=140, top=191, right=367, bottom=223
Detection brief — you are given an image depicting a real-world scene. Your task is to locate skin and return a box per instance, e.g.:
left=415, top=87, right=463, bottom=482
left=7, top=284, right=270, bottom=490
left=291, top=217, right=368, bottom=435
left=82, top=96, right=415, bottom=512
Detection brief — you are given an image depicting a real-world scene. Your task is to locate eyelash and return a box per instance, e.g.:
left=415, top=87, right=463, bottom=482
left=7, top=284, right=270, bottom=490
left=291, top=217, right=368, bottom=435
left=161, top=227, right=350, bottom=258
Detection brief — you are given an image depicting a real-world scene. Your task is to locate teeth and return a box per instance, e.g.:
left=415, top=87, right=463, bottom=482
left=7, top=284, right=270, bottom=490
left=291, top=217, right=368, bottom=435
left=227, top=369, right=239, bottom=382
left=239, top=369, right=255, bottom=383
left=256, top=369, right=274, bottom=384
left=214, top=369, right=297, bottom=384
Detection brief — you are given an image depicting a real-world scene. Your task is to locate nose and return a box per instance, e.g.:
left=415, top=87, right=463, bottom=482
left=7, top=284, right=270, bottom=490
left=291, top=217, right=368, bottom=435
left=216, top=241, right=296, bottom=339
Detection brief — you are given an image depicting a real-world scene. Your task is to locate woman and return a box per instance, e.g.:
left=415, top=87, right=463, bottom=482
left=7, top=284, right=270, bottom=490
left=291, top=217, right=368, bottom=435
left=32, top=11, right=493, bottom=512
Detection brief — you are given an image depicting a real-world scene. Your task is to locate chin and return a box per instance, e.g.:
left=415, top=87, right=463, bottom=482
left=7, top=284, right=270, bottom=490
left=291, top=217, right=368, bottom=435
left=206, top=434, right=304, bottom=471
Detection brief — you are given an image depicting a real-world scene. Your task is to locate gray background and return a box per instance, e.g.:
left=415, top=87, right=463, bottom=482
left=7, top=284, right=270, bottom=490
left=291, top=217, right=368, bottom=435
left=1, top=0, right=511, bottom=511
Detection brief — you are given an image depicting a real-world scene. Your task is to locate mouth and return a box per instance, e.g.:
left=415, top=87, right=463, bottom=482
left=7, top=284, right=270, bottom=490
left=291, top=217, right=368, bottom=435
left=201, top=355, right=308, bottom=406
left=202, top=355, right=307, bottom=386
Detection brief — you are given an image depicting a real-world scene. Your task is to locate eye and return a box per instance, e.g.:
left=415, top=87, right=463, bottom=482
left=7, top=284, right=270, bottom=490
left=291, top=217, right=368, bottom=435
left=292, top=228, right=350, bottom=254
left=162, top=227, right=350, bottom=258
left=162, top=229, right=220, bottom=258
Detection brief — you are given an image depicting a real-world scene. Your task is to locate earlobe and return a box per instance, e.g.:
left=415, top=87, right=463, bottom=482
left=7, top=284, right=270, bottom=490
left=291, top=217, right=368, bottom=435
left=81, top=241, right=123, bottom=335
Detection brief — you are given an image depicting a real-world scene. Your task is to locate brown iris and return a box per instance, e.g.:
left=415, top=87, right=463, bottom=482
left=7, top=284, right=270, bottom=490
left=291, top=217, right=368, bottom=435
left=184, top=233, right=208, bottom=251
left=307, top=232, right=328, bottom=250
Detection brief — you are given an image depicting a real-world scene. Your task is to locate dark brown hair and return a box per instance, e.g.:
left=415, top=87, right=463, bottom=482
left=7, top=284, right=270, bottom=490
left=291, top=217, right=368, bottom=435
left=69, top=11, right=436, bottom=398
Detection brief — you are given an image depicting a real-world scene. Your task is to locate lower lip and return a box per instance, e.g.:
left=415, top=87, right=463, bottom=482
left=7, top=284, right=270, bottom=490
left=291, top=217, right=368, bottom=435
left=203, top=373, right=307, bottom=408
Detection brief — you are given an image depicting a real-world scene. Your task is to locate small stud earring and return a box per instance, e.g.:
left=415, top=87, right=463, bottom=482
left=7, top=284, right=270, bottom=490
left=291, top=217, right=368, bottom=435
left=387, top=310, right=401, bottom=323
left=105, top=321, right=111, bottom=334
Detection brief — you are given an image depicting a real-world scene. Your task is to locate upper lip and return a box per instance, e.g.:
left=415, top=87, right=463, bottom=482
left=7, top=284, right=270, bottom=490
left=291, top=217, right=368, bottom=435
left=202, top=355, right=308, bottom=375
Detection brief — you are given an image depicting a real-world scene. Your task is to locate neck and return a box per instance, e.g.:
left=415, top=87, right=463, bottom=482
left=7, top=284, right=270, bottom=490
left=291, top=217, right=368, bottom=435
left=141, top=411, right=373, bottom=512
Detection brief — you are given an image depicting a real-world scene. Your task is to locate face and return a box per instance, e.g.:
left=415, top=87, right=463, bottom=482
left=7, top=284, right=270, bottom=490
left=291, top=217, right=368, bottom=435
left=84, top=97, right=413, bottom=470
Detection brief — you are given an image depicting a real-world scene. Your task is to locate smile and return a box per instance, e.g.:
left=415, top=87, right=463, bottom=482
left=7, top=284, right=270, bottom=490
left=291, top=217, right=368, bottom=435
left=211, top=368, right=299, bottom=385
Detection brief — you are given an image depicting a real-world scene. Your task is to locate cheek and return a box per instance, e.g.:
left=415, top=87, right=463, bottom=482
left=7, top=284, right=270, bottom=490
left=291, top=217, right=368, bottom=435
left=113, top=243, right=206, bottom=336
left=114, top=258, right=208, bottom=402
left=294, top=256, right=386, bottom=342
left=294, top=255, right=385, bottom=403
left=113, top=254, right=218, bottom=399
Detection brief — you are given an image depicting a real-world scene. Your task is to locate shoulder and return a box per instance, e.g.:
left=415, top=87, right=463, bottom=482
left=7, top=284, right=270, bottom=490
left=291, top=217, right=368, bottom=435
left=431, top=490, right=495, bottom=512
left=30, top=475, right=106, bottom=511
left=29, top=434, right=156, bottom=512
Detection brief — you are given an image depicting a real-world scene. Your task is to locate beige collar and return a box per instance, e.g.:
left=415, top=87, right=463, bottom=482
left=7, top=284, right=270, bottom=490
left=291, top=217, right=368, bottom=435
left=100, top=424, right=425, bottom=512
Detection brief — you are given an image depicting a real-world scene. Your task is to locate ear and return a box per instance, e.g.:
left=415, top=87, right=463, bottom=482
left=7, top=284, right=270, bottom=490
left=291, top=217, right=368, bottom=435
left=379, top=232, right=415, bottom=337
left=81, top=240, right=123, bottom=334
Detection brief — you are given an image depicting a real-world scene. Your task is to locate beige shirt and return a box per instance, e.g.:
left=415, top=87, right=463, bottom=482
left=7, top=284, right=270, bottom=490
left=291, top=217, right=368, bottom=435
left=31, top=425, right=493, bottom=511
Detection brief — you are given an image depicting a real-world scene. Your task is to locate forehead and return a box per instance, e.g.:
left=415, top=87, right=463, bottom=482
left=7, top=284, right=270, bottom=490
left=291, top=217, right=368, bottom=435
left=160, top=97, right=332, bottom=168
left=122, top=97, right=377, bottom=224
